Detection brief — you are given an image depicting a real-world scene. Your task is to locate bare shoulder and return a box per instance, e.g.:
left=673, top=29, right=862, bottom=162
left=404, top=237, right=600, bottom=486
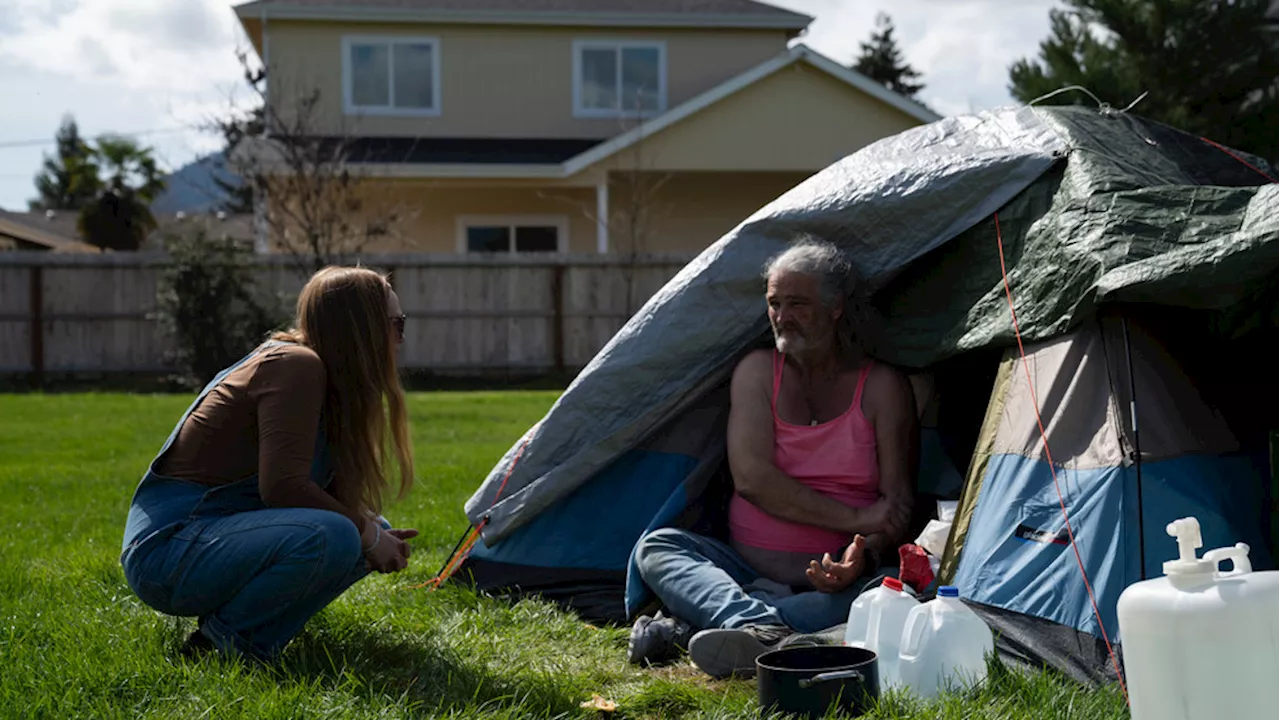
left=731, top=348, right=773, bottom=389
left=863, top=360, right=915, bottom=417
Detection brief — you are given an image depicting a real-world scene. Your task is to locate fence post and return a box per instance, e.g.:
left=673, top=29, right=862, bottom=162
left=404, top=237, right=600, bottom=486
left=551, top=263, right=565, bottom=373
left=29, top=265, right=43, bottom=390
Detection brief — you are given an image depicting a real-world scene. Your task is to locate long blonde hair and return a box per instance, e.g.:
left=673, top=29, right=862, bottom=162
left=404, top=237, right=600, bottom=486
left=273, top=266, right=414, bottom=516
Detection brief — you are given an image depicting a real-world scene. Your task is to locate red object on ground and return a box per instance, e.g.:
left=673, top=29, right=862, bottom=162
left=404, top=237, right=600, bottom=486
left=899, top=543, right=934, bottom=593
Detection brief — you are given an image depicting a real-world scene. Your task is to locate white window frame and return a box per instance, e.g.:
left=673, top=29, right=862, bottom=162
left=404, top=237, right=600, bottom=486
left=572, top=40, right=667, bottom=119
left=342, top=35, right=441, bottom=117
left=456, top=215, right=570, bottom=254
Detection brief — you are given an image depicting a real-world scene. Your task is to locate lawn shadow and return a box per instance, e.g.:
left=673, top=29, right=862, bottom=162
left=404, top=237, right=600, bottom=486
left=272, top=622, right=583, bottom=717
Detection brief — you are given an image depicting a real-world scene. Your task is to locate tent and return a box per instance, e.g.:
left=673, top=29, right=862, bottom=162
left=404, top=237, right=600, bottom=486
left=448, top=105, right=1278, bottom=683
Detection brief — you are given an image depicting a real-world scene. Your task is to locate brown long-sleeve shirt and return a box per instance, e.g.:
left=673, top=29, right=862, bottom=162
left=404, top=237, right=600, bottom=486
left=158, top=343, right=327, bottom=498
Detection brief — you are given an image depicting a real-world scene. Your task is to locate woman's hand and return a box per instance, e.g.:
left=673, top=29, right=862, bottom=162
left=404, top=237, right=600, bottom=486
left=361, top=524, right=419, bottom=574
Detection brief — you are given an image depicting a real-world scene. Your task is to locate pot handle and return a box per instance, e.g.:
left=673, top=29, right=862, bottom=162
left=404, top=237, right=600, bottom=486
left=798, top=669, right=864, bottom=689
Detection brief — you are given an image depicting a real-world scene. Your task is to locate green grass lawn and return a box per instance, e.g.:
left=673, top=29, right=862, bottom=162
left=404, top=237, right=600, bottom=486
left=0, top=392, right=1130, bottom=719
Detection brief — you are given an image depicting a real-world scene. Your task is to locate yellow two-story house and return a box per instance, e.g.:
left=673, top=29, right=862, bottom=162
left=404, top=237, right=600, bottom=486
left=232, top=0, right=938, bottom=255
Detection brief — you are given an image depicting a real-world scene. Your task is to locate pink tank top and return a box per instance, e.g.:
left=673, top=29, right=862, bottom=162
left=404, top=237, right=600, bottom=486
left=728, top=351, right=881, bottom=553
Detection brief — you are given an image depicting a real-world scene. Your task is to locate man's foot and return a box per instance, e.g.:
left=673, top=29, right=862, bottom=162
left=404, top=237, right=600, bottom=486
left=627, top=610, right=693, bottom=666
left=687, top=623, right=794, bottom=679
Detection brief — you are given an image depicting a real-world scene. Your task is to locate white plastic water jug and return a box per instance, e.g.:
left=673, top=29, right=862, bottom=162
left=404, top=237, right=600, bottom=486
left=897, top=586, right=994, bottom=699
left=1116, top=516, right=1279, bottom=720
left=842, top=577, right=918, bottom=688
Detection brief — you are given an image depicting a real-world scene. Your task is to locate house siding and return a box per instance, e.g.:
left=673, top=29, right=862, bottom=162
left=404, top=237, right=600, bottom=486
left=583, top=62, right=928, bottom=173
left=268, top=172, right=808, bottom=254
left=266, top=20, right=789, bottom=138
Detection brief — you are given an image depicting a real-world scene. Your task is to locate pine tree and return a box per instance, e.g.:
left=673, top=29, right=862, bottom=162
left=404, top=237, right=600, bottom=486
left=852, top=13, right=925, bottom=99
left=29, top=116, right=102, bottom=211
left=1009, top=0, right=1278, bottom=163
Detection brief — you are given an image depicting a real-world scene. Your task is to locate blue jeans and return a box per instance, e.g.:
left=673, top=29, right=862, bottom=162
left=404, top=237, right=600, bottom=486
left=123, top=506, right=368, bottom=661
left=634, top=528, right=874, bottom=634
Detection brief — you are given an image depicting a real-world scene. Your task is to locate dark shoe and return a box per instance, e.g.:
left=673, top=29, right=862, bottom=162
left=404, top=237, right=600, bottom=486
left=687, top=623, right=794, bottom=679
left=627, top=610, right=694, bottom=666
left=179, top=628, right=216, bottom=659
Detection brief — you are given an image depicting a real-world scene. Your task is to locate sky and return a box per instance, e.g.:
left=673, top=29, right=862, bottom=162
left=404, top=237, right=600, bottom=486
left=0, top=0, right=1062, bottom=211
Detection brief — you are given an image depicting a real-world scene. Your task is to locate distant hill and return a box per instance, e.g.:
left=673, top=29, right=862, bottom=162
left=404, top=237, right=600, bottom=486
left=151, top=152, right=242, bottom=215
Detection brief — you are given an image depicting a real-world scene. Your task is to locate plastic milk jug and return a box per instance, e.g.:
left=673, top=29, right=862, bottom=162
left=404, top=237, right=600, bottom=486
left=897, top=586, right=994, bottom=700
left=842, top=577, right=919, bottom=688
left=1116, top=517, right=1280, bottom=720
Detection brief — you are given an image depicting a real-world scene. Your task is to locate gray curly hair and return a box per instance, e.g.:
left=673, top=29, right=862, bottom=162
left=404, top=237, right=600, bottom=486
left=762, top=236, right=878, bottom=359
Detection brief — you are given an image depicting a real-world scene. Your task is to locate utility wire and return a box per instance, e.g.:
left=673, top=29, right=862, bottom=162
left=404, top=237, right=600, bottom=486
left=0, top=125, right=204, bottom=150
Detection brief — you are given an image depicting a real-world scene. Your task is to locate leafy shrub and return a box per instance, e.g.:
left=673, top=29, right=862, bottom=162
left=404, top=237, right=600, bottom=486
left=154, top=225, right=290, bottom=389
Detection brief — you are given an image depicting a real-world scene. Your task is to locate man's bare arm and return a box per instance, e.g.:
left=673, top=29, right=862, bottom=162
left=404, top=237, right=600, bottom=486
left=861, top=364, right=920, bottom=566
left=727, top=351, right=893, bottom=536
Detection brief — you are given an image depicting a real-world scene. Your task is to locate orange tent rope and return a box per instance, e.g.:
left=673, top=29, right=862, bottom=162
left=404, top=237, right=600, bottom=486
left=417, top=435, right=533, bottom=590
left=994, top=211, right=1130, bottom=704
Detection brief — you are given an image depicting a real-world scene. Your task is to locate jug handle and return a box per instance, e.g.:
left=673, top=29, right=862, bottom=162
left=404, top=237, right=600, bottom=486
left=898, top=608, right=926, bottom=661
left=1203, top=543, right=1252, bottom=577
left=799, top=669, right=863, bottom=689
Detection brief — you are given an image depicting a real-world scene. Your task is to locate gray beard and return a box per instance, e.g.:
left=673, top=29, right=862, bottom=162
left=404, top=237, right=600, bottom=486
left=774, top=331, right=807, bottom=354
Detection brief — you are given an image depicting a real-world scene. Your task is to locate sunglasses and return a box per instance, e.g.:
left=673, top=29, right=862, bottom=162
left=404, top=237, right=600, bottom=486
left=390, top=314, right=406, bottom=342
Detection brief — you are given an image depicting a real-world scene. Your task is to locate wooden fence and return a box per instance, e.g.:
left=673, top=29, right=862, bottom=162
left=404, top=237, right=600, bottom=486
left=0, top=251, right=699, bottom=383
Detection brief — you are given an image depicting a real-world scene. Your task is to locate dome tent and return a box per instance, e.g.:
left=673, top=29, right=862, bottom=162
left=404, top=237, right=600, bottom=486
left=445, top=105, right=1278, bottom=684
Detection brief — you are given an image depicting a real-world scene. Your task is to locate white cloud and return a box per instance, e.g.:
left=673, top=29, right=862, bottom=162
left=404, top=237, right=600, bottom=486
left=0, top=0, right=1067, bottom=209
left=0, top=0, right=248, bottom=92
left=0, top=0, right=259, bottom=208
left=770, top=0, right=1062, bottom=114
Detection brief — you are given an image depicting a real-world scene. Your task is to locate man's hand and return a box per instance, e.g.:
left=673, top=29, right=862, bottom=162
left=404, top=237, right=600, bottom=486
left=854, top=497, right=912, bottom=540
left=806, top=535, right=868, bottom=593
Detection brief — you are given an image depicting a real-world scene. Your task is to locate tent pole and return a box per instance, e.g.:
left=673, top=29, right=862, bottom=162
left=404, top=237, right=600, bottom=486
left=434, top=525, right=476, bottom=582
left=1121, top=317, right=1146, bottom=580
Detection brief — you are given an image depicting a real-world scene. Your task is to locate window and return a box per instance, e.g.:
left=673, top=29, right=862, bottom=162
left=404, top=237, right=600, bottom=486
left=573, top=41, right=665, bottom=117
left=343, top=36, right=440, bottom=115
left=458, top=216, right=568, bottom=254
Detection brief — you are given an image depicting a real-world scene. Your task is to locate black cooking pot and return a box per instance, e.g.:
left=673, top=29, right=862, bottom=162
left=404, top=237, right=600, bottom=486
left=756, top=645, right=880, bottom=719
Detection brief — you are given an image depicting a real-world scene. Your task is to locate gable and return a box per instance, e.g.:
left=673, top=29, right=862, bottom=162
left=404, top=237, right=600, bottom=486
left=570, top=61, right=929, bottom=174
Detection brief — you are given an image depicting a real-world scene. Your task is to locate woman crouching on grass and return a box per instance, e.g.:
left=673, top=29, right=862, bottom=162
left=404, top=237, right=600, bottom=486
left=120, top=265, right=418, bottom=662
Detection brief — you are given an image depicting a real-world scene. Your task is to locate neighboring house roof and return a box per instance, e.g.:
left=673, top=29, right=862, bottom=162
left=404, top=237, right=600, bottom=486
left=0, top=210, right=100, bottom=253
left=233, top=0, right=813, bottom=30
left=155, top=213, right=257, bottom=245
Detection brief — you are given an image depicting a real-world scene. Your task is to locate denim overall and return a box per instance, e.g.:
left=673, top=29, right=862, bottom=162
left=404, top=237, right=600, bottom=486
left=120, top=341, right=370, bottom=660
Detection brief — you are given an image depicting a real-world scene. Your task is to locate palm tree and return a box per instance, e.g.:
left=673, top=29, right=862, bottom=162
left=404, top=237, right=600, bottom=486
left=78, top=137, right=166, bottom=251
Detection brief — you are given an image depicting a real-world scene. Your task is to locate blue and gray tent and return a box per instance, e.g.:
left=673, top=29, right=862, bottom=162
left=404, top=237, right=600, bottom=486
left=450, top=105, right=1278, bottom=684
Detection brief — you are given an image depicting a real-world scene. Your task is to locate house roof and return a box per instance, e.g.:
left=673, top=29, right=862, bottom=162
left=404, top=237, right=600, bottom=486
left=0, top=210, right=100, bottom=253
left=233, top=0, right=812, bottom=30
left=315, top=137, right=603, bottom=164
left=563, top=44, right=942, bottom=175
left=240, top=44, right=941, bottom=178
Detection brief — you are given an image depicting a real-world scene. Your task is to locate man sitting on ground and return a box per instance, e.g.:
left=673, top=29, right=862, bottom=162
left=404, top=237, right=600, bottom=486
left=627, top=237, right=918, bottom=678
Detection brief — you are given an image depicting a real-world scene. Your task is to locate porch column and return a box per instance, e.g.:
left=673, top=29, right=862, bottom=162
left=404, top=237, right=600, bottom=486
left=596, top=179, right=609, bottom=254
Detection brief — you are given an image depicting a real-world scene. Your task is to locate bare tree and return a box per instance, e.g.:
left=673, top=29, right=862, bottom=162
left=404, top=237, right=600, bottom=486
left=610, top=124, right=673, bottom=317
left=539, top=101, right=672, bottom=317
left=217, top=50, right=414, bottom=275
